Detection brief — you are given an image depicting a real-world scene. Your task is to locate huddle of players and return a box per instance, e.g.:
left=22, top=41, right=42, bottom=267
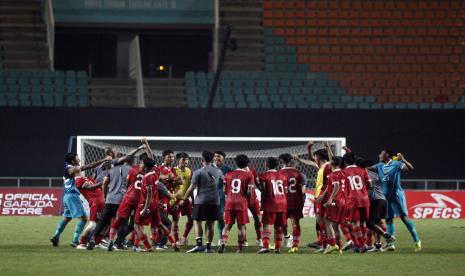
left=52, top=139, right=415, bottom=254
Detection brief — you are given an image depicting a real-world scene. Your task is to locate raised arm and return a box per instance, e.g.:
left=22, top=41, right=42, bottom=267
left=78, top=155, right=112, bottom=172
left=294, top=155, right=318, bottom=168
left=143, top=138, right=154, bottom=160
left=398, top=153, right=414, bottom=171
left=116, top=144, right=146, bottom=164
left=326, top=142, right=334, bottom=161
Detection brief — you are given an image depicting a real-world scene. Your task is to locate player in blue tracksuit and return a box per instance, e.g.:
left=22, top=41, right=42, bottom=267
left=213, top=151, right=233, bottom=244
left=372, top=149, right=421, bottom=252
left=50, top=153, right=111, bottom=247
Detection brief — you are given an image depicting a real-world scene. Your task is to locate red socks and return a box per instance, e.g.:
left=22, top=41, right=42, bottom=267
left=341, top=223, right=352, bottom=242
left=262, top=228, right=271, bottom=248
left=275, top=228, right=284, bottom=249
left=292, top=225, right=301, bottom=247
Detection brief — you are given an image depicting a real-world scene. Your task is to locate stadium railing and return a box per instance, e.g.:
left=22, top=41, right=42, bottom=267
left=0, top=177, right=464, bottom=190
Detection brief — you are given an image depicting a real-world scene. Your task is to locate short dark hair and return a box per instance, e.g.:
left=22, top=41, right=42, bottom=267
left=104, top=147, right=114, bottom=156
left=162, top=149, right=174, bottom=157
left=355, top=157, right=375, bottom=168
left=214, top=151, right=226, bottom=158
left=313, top=149, right=329, bottom=161
left=266, top=157, right=279, bottom=170
left=176, top=152, right=189, bottom=160
left=279, top=153, right=293, bottom=164
left=139, top=153, right=148, bottom=161
left=382, top=149, right=394, bottom=158
left=234, top=154, right=250, bottom=168
left=330, top=156, right=343, bottom=168
left=343, top=152, right=356, bottom=166
left=64, top=152, right=78, bottom=164
left=126, top=155, right=135, bottom=165
left=202, top=151, right=214, bottom=163
left=143, top=158, right=155, bottom=170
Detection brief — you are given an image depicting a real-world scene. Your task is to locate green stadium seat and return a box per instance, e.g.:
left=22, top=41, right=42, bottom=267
left=371, top=103, right=382, bottom=109
left=322, top=103, right=333, bottom=109
left=285, top=102, right=297, bottom=108
left=263, top=29, right=273, bottom=36
left=407, top=103, right=419, bottom=109
left=290, top=88, right=300, bottom=94
left=383, top=103, right=395, bottom=109
left=310, top=102, right=322, bottom=109
left=297, top=101, right=310, bottom=109
left=248, top=102, right=260, bottom=108
left=305, top=95, right=317, bottom=102
left=0, top=93, right=6, bottom=106
left=267, top=88, right=278, bottom=94
left=347, top=103, right=357, bottom=109
left=317, top=95, right=329, bottom=103
left=270, top=95, right=280, bottom=102
left=225, top=102, right=235, bottom=109
left=260, top=102, right=272, bottom=108
left=395, top=103, right=407, bottom=109
left=272, top=101, right=284, bottom=108
left=334, top=103, right=346, bottom=109
left=443, top=103, right=454, bottom=109
left=77, top=71, right=87, bottom=79
left=431, top=103, right=443, bottom=109
left=359, top=103, right=370, bottom=109
left=6, top=93, right=19, bottom=106
left=278, top=87, right=289, bottom=94
left=455, top=102, right=465, bottom=109
left=365, top=96, right=376, bottom=103
left=78, top=96, right=89, bottom=107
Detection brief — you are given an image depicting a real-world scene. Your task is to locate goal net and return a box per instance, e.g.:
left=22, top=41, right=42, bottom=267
left=77, top=136, right=346, bottom=187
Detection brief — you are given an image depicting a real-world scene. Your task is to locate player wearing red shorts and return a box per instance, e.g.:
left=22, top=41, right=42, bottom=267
left=133, top=158, right=179, bottom=252
left=245, top=165, right=262, bottom=246
left=318, top=157, right=346, bottom=254
left=155, top=150, right=182, bottom=249
left=174, top=152, right=194, bottom=246
left=107, top=156, right=144, bottom=251
left=75, top=176, right=104, bottom=249
left=279, top=153, right=306, bottom=253
left=343, top=152, right=371, bottom=253
left=218, top=154, right=254, bottom=253
left=257, top=157, right=288, bottom=254
left=294, top=141, right=331, bottom=250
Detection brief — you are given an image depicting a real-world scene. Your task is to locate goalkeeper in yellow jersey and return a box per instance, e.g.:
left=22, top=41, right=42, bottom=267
left=171, top=152, right=194, bottom=246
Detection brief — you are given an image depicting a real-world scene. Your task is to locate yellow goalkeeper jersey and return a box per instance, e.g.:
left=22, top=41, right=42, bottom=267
left=315, top=162, right=330, bottom=198
left=170, top=166, right=192, bottom=204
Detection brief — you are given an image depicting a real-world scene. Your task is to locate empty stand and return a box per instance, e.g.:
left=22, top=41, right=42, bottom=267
left=0, top=69, right=89, bottom=107
left=0, top=0, right=51, bottom=69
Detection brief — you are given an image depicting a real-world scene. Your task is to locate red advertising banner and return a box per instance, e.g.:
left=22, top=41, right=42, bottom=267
left=406, top=191, right=465, bottom=219
left=0, top=188, right=63, bottom=216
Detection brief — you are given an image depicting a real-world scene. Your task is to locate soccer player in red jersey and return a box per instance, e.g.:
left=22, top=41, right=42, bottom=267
left=294, top=141, right=331, bottom=250
left=279, top=153, right=306, bottom=253
left=133, top=158, right=180, bottom=252
left=218, top=154, right=254, bottom=254
left=107, top=155, right=144, bottom=251
left=318, top=156, right=347, bottom=254
left=342, top=152, right=371, bottom=253
left=74, top=176, right=104, bottom=249
left=257, top=157, right=288, bottom=254
left=156, top=149, right=182, bottom=248
left=245, top=165, right=262, bottom=246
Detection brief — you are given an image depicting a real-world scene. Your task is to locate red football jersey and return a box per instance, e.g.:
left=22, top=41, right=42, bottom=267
left=325, top=169, right=347, bottom=206
left=322, top=163, right=332, bottom=194
left=75, top=176, right=104, bottom=204
left=246, top=166, right=258, bottom=202
left=279, top=167, right=305, bottom=210
left=139, top=171, right=160, bottom=209
left=224, top=169, right=254, bottom=211
left=125, top=166, right=144, bottom=206
left=259, top=170, right=288, bottom=212
left=343, top=165, right=370, bottom=208
left=157, top=164, right=178, bottom=204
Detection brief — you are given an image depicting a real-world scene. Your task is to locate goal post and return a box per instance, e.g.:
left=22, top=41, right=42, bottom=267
left=76, top=136, right=346, bottom=184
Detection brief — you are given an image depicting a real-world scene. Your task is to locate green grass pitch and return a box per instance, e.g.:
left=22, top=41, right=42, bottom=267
left=0, top=216, right=464, bottom=275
